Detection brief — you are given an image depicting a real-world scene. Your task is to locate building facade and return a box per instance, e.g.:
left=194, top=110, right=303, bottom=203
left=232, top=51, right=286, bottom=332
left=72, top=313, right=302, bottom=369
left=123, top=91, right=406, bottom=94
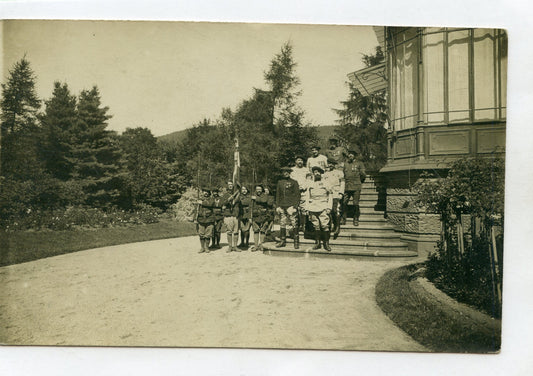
left=350, top=27, right=507, bottom=254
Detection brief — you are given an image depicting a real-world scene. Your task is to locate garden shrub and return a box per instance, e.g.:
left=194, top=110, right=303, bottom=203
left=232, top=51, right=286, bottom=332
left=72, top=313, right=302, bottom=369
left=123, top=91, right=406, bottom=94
left=414, top=156, right=505, bottom=318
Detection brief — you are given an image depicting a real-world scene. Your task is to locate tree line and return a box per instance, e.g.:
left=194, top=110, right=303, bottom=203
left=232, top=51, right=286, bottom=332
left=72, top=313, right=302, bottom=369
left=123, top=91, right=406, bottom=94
left=0, top=43, right=387, bottom=230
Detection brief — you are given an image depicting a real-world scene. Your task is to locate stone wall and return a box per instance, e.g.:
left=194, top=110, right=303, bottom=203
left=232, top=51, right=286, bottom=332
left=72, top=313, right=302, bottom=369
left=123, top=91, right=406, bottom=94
left=386, top=187, right=441, bottom=235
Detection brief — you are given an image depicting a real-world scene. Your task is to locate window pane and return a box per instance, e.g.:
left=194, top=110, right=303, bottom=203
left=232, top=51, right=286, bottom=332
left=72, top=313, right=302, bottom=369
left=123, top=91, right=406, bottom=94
left=473, top=29, right=497, bottom=120
left=394, top=32, right=405, bottom=129
left=448, top=29, right=470, bottom=122
left=499, top=30, right=507, bottom=119
left=423, top=31, right=445, bottom=123
left=403, top=28, right=418, bottom=128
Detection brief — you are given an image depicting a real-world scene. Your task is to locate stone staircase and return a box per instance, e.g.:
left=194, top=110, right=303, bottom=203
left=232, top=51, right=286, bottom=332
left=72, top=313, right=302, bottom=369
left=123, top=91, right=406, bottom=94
left=262, top=177, right=417, bottom=258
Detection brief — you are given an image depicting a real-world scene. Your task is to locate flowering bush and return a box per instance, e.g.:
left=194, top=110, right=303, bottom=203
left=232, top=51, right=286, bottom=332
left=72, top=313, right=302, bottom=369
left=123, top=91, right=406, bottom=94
left=1, top=205, right=163, bottom=232
left=170, top=186, right=200, bottom=222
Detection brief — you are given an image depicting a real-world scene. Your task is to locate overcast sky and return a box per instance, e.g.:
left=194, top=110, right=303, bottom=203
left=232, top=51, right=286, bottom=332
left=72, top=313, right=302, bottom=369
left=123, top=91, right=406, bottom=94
left=2, top=20, right=378, bottom=136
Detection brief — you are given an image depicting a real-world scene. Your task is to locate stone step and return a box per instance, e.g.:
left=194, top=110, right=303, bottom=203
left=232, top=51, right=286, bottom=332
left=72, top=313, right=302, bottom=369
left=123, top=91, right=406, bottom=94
left=337, top=231, right=402, bottom=240
left=341, top=223, right=395, bottom=231
left=262, top=247, right=417, bottom=259
left=262, top=241, right=414, bottom=257
left=359, top=195, right=379, bottom=202
left=298, top=237, right=407, bottom=249
left=357, top=215, right=387, bottom=222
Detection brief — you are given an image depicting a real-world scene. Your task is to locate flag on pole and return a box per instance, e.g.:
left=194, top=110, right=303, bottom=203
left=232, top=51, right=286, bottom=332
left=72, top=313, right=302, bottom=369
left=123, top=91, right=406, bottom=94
left=232, top=137, right=240, bottom=187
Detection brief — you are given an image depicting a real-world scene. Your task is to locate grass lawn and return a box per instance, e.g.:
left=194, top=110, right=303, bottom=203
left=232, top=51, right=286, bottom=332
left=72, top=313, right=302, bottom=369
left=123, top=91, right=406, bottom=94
left=375, top=264, right=501, bottom=353
left=0, top=219, right=196, bottom=267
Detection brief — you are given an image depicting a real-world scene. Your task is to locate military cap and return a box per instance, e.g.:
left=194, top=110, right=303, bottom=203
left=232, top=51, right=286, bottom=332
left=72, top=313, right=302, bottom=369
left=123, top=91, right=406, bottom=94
left=310, top=145, right=321, bottom=150
left=311, top=166, right=325, bottom=174
left=280, top=166, right=293, bottom=172
left=294, top=156, right=304, bottom=161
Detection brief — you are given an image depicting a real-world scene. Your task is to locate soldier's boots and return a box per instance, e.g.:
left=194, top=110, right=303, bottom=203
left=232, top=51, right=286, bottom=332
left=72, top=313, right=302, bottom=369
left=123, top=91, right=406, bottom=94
left=199, top=238, right=209, bottom=253
left=322, top=231, right=332, bottom=252
left=312, top=230, right=321, bottom=250
left=276, top=228, right=287, bottom=248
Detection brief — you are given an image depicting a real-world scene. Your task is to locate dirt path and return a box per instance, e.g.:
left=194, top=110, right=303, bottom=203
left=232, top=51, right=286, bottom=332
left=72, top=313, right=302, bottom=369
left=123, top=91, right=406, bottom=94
left=0, top=236, right=425, bottom=351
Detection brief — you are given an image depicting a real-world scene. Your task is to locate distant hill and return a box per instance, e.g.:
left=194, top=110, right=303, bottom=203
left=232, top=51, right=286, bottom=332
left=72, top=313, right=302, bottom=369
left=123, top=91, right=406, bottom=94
left=158, top=125, right=339, bottom=145
left=157, top=129, right=189, bottom=144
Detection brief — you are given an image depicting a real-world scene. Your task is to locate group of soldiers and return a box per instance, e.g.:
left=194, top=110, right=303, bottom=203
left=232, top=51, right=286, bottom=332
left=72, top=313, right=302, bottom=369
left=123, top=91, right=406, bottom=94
left=194, top=138, right=366, bottom=254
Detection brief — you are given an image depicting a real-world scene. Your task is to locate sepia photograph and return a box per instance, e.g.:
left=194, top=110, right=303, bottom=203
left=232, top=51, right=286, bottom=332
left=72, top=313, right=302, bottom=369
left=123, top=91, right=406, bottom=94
left=0, top=19, right=507, bottom=354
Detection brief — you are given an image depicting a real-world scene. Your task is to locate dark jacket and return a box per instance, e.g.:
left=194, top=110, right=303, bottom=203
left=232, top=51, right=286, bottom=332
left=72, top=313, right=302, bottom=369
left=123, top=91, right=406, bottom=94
left=211, top=196, right=224, bottom=220
left=251, top=193, right=271, bottom=222
left=240, top=193, right=253, bottom=219
left=343, top=160, right=366, bottom=191
left=221, top=191, right=240, bottom=218
left=196, top=198, right=215, bottom=224
left=275, top=178, right=300, bottom=209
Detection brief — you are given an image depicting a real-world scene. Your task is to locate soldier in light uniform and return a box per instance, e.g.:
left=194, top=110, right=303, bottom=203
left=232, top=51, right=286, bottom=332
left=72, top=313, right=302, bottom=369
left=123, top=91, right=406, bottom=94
left=305, top=166, right=334, bottom=252
left=238, top=185, right=252, bottom=249
left=306, top=145, right=328, bottom=173
left=221, top=181, right=240, bottom=253
left=263, top=186, right=275, bottom=242
left=195, top=187, right=215, bottom=254
left=210, top=187, right=224, bottom=249
left=342, top=149, right=366, bottom=226
left=275, top=166, right=300, bottom=249
left=290, top=156, right=311, bottom=239
left=324, top=137, right=347, bottom=169
left=324, top=159, right=345, bottom=239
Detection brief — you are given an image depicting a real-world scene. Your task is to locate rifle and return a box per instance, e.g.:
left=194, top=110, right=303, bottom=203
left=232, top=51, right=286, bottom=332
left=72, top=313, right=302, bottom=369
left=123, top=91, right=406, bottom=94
left=193, top=157, right=201, bottom=223
left=250, top=167, right=256, bottom=224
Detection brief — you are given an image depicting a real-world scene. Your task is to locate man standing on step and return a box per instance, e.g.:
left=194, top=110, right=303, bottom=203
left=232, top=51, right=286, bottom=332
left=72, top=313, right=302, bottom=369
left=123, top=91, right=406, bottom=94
left=324, top=159, right=345, bottom=239
left=342, top=149, right=366, bottom=226
left=221, top=181, right=240, bottom=253
left=324, top=137, right=347, bottom=169
left=306, top=166, right=333, bottom=252
left=195, top=187, right=215, bottom=253
left=275, top=166, right=300, bottom=249
left=306, top=145, right=328, bottom=173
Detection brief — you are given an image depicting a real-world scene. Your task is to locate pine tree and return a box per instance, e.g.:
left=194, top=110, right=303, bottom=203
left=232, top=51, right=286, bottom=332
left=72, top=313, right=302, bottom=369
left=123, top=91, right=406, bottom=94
left=71, top=86, right=123, bottom=208
left=264, top=42, right=305, bottom=131
left=0, top=57, right=42, bottom=178
left=334, top=46, right=388, bottom=172
left=263, top=42, right=316, bottom=170
left=39, top=82, right=78, bottom=180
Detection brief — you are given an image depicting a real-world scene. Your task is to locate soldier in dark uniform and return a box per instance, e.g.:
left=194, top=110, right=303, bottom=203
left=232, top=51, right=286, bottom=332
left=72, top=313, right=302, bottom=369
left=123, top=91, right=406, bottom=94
left=275, top=166, right=300, bottom=249
left=250, top=184, right=270, bottom=251
left=325, top=137, right=347, bottom=169
left=195, top=187, right=215, bottom=253
left=210, top=187, right=224, bottom=249
left=238, top=185, right=252, bottom=249
left=342, top=149, right=366, bottom=226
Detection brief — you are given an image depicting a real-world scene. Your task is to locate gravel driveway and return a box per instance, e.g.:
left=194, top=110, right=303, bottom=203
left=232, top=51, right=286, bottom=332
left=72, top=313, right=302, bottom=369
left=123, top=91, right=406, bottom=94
left=0, top=236, right=425, bottom=351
